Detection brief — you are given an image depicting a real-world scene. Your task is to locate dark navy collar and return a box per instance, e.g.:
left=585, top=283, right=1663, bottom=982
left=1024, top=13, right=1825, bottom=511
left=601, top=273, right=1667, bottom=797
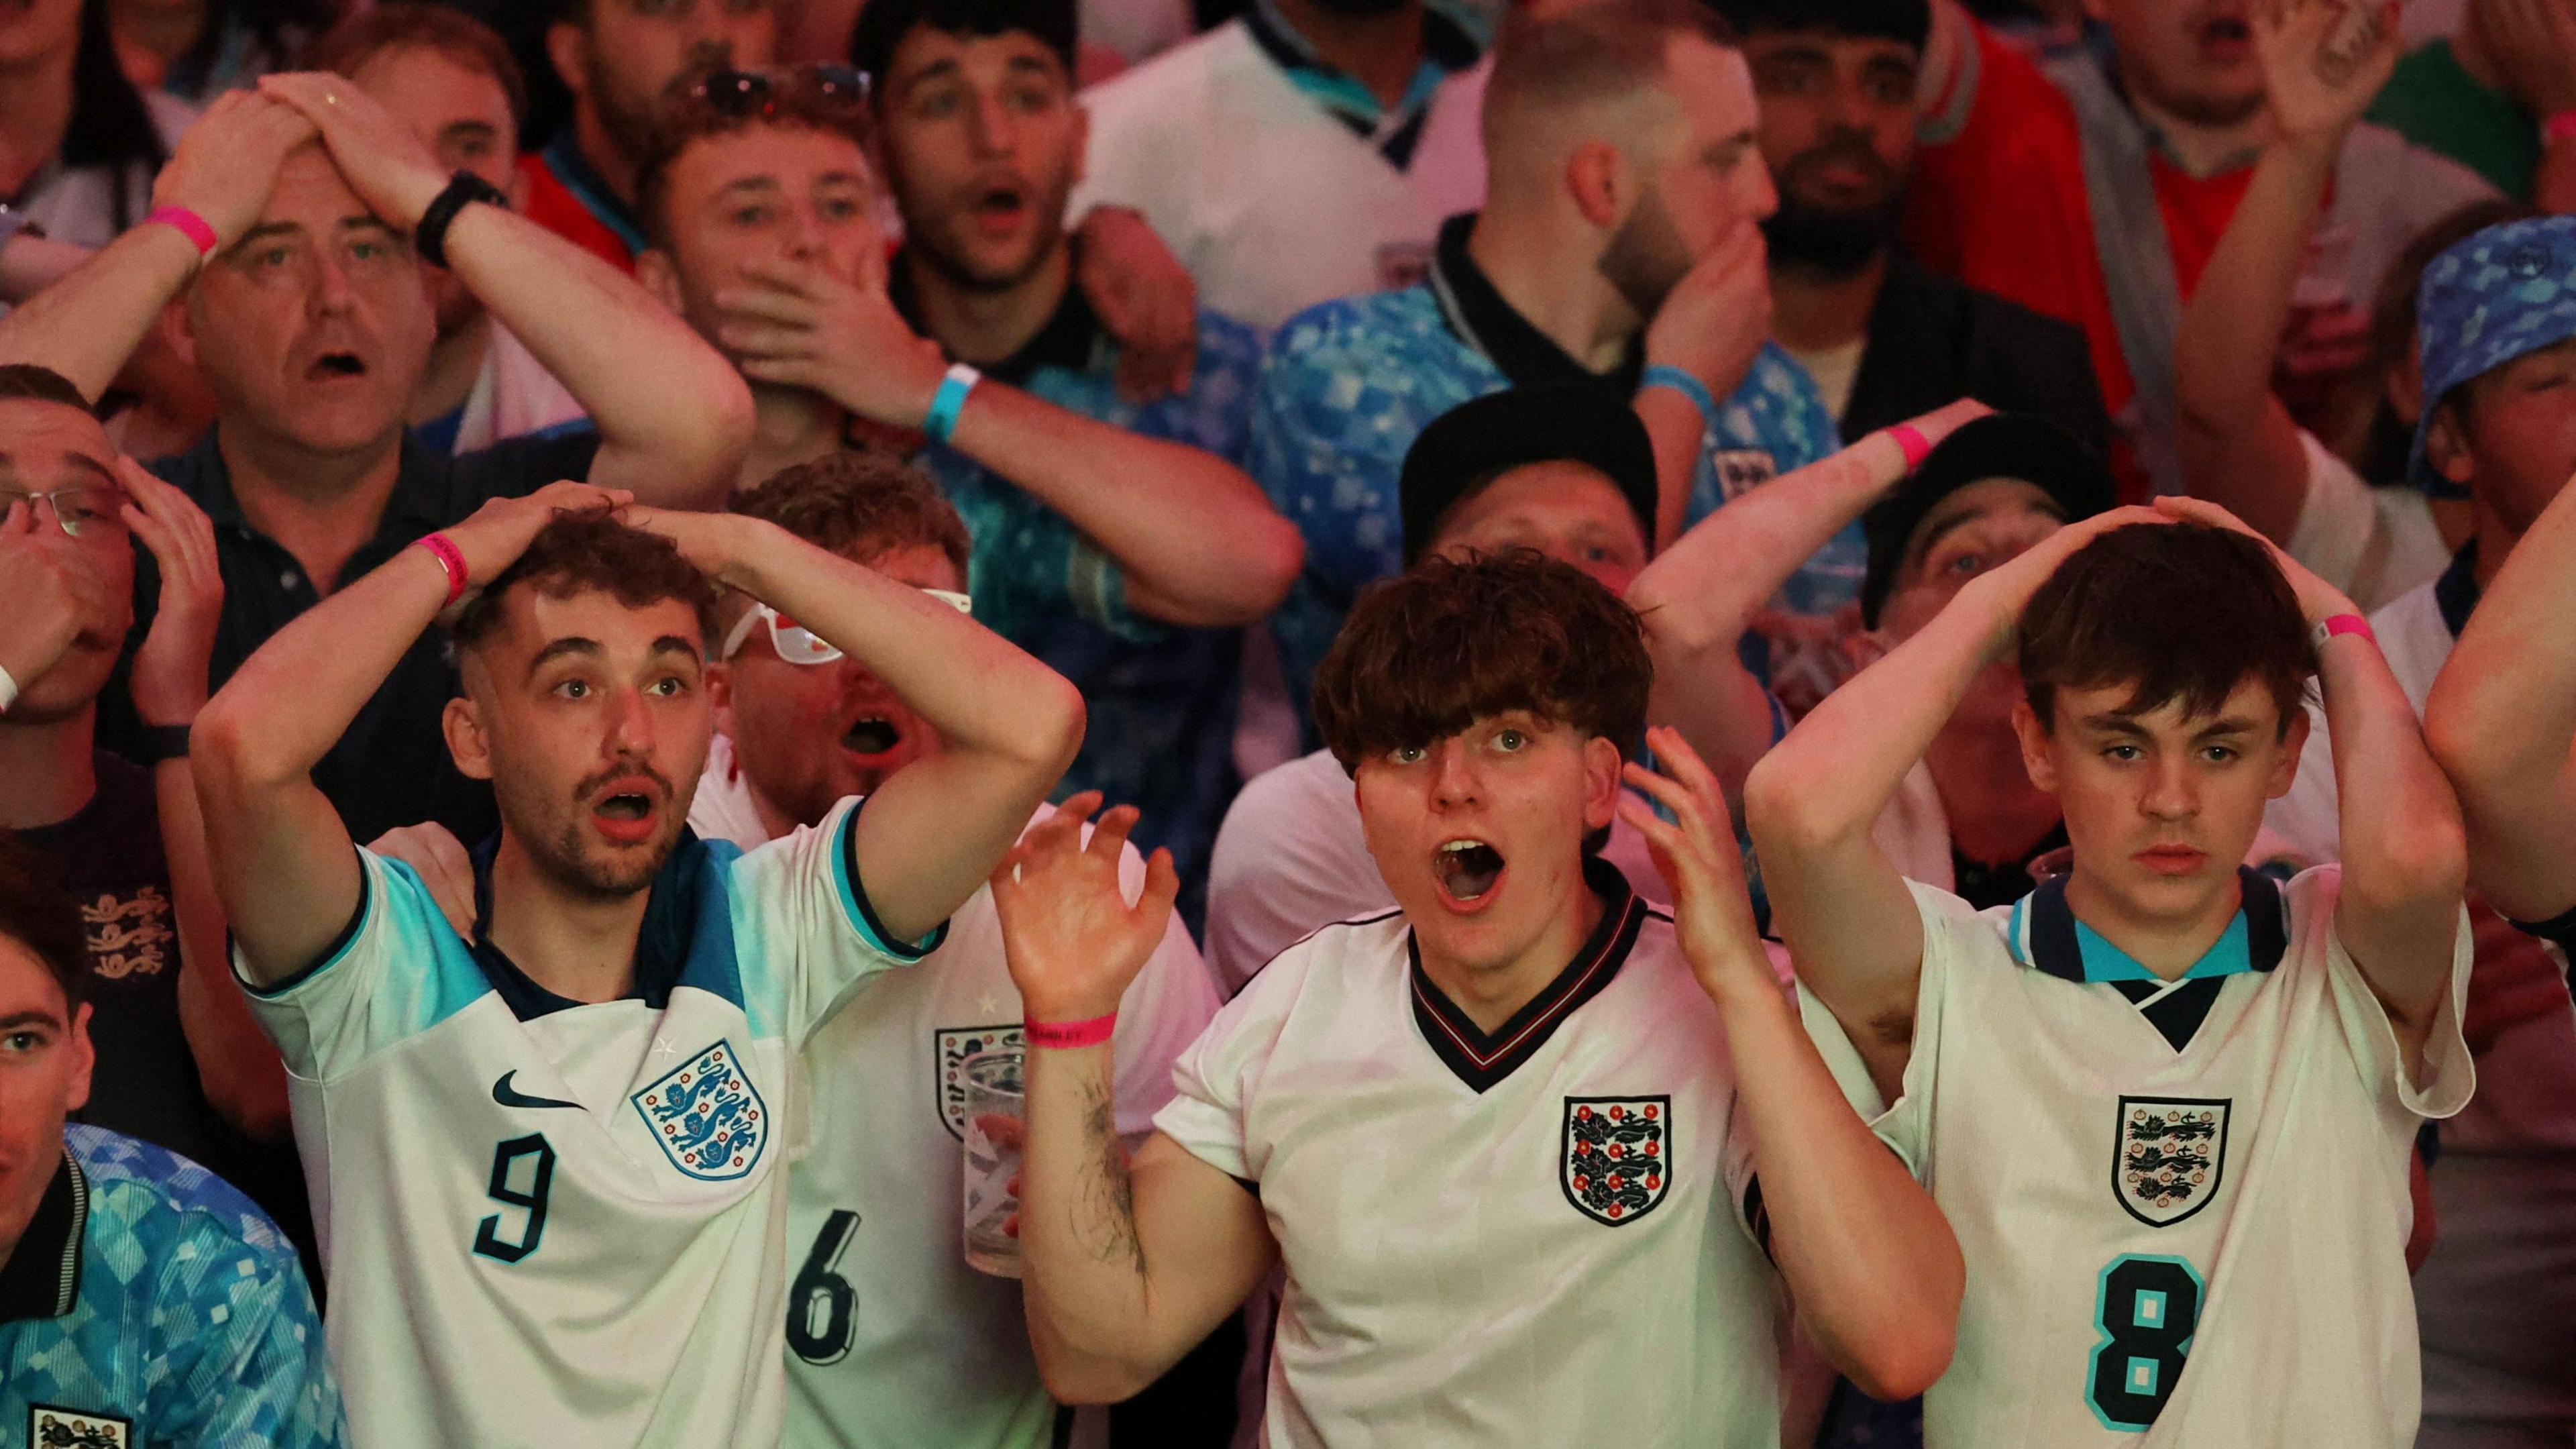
left=2434, top=539, right=2481, bottom=640
left=888, top=251, right=1104, bottom=387
left=2009, top=868, right=2286, bottom=1051
left=1427, top=212, right=1643, bottom=394
left=1240, top=0, right=1479, bottom=168
left=541, top=125, right=649, bottom=260
left=0, top=1145, right=85, bottom=1325
left=1410, top=855, right=1647, bottom=1093
left=467, top=829, right=732, bottom=1020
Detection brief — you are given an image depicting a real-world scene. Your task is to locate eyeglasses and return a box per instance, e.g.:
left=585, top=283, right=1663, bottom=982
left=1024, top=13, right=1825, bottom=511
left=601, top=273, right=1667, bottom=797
left=722, top=589, right=973, bottom=665
left=1, top=484, right=125, bottom=540
left=683, top=64, right=871, bottom=119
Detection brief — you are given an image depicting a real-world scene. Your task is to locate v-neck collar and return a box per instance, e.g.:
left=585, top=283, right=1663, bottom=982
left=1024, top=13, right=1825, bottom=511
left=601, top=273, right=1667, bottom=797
left=2008, top=867, right=2288, bottom=1051
left=1426, top=212, right=1644, bottom=394
left=1240, top=0, right=1480, bottom=168
left=0, top=1144, right=85, bottom=1324
left=466, top=829, right=731, bottom=1020
left=1409, top=856, right=1647, bottom=1093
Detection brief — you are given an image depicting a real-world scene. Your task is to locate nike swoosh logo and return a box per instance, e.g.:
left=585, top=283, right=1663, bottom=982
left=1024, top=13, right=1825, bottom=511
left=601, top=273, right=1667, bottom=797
left=492, top=1071, right=582, bottom=1110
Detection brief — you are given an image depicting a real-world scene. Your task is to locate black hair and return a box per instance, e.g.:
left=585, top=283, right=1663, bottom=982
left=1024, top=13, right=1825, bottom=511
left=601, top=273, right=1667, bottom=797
left=0, top=364, right=95, bottom=412
left=851, top=0, right=1080, bottom=89
left=0, top=832, right=89, bottom=1012
left=1707, top=0, right=1929, bottom=50
left=62, top=0, right=167, bottom=212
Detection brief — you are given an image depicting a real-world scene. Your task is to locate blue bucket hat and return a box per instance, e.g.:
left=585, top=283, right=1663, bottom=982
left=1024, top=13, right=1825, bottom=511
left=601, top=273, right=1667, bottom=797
left=2412, top=215, right=2576, bottom=492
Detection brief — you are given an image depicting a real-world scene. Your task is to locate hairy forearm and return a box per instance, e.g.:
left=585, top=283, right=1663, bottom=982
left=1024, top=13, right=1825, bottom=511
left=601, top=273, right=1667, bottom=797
left=949, top=385, right=1302, bottom=626
left=0, top=224, right=197, bottom=400
left=439, top=205, right=751, bottom=506
left=158, top=757, right=291, bottom=1140
left=1713, top=973, right=1959, bottom=1400
left=1021, top=1044, right=1170, bottom=1398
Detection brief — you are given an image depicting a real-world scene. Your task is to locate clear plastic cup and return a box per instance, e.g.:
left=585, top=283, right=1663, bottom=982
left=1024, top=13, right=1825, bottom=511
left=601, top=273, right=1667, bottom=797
left=960, top=1048, right=1026, bottom=1278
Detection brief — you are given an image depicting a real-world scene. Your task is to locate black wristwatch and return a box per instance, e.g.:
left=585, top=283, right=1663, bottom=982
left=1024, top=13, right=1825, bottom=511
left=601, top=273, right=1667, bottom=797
left=414, top=170, right=508, bottom=269
left=131, top=723, right=195, bottom=767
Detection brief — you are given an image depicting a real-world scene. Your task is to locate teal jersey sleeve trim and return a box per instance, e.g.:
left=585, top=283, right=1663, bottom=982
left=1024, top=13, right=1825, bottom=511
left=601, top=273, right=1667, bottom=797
left=834, top=795, right=949, bottom=961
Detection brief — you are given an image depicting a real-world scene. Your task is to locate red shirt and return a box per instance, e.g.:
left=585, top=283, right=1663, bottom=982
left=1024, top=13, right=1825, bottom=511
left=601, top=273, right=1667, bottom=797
left=517, top=147, right=640, bottom=276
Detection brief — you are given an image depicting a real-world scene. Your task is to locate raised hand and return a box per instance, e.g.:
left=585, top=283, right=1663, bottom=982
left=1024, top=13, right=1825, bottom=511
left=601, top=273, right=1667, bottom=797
left=1957, top=502, right=2169, bottom=653
left=257, top=72, right=453, bottom=227
left=370, top=822, right=478, bottom=938
left=0, top=496, right=115, bottom=696
left=2253, top=0, right=2404, bottom=153
left=437, top=480, right=634, bottom=608
left=716, top=254, right=949, bottom=428
left=1646, top=219, right=1774, bottom=405
left=118, top=458, right=224, bottom=729
left=150, top=89, right=319, bottom=252
left=989, top=792, right=1181, bottom=1024
left=1894, top=398, right=1994, bottom=458
left=2481, top=0, right=2576, bottom=115
left=614, top=502, right=753, bottom=584
left=2152, top=494, right=2358, bottom=623
left=1073, top=207, right=1198, bottom=402
left=1617, top=729, right=1772, bottom=1007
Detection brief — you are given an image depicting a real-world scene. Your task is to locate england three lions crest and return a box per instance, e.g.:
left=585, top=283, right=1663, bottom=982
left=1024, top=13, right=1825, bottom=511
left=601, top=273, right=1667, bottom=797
left=1562, top=1096, right=1671, bottom=1226
left=633, top=1038, right=768, bottom=1181
left=936, top=1024, right=1024, bottom=1140
left=2115, top=1095, right=2231, bottom=1227
left=30, top=1407, right=130, bottom=1448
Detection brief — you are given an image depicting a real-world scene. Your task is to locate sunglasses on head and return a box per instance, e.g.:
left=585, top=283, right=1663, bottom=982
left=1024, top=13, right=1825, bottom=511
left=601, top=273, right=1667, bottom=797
left=684, top=64, right=871, bottom=118
left=721, top=589, right=973, bottom=665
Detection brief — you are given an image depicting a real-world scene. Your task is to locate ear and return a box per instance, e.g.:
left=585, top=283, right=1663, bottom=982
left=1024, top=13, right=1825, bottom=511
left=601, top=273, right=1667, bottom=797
left=445, top=692, right=496, bottom=782
left=1565, top=139, right=1627, bottom=232
left=2267, top=705, right=2313, bottom=800
left=166, top=294, right=201, bottom=372
left=2011, top=696, right=2061, bottom=794
left=707, top=659, right=735, bottom=737
left=635, top=246, right=686, bottom=316
left=2424, top=399, right=2477, bottom=488
left=1581, top=735, right=1624, bottom=834
left=547, top=20, right=589, bottom=97
left=64, top=1001, right=95, bottom=1115
left=2386, top=348, right=2424, bottom=421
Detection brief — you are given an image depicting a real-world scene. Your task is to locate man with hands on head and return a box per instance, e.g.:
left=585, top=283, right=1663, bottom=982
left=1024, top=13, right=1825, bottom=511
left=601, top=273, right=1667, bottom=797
left=1750, top=496, right=2472, bottom=1446
left=0, top=364, right=286, bottom=1159
left=1000, top=551, right=1961, bottom=1447
left=186, top=476, right=1084, bottom=1447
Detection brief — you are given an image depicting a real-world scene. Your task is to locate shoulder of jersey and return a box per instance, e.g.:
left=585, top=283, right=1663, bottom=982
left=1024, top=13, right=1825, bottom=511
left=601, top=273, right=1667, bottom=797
left=64, top=1123, right=298, bottom=1264
left=1081, top=21, right=1247, bottom=110
left=1237, top=908, right=1407, bottom=994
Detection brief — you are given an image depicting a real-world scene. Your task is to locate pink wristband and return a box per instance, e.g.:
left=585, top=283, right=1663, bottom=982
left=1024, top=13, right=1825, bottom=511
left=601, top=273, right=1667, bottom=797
left=1024, top=1012, right=1116, bottom=1050
left=2546, top=109, right=2576, bottom=145
left=145, top=205, right=217, bottom=258
left=2314, top=613, right=2375, bottom=649
left=415, top=532, right=470, bottom=608
left=1886, top=423, right=1934, bottom=471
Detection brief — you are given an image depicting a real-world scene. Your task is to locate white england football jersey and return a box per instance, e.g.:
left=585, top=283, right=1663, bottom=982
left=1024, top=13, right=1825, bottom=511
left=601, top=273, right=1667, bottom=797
left=1156, top=859, right=1782, bottom=1448
left=1803, top=867, right=2473, bottom=1447
left=733, top=800, right=1221, bottom=1449
left=240, top=797, right=934, bottom=1449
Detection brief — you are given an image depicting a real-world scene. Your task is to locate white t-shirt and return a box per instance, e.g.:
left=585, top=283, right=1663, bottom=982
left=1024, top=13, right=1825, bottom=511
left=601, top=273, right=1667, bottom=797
left=1158, top=861, right=1784, bottom=1448
left=1071, top=21, right=1489, bottom=330
left=689, top=737, right=1222, bottom=1449
left=452, top=323, right=585, bottom=455
left=1803, top=869, right=2473, bottom=1447
left=1782, top=336, right=1868, bottom=424
left=2285, top=429, right=2451, bottom=616
left=245, top=800, right=929, bottom=1448
left=1200, top=747, right=1671, bottom=996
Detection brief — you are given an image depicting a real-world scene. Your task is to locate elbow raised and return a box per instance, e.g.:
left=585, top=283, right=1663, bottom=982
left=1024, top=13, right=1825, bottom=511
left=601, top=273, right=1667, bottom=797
left=1840, top=1321, right=1957, bottom=1403
left=1247, top=517, right=1303, bottom=612
left=1744, top=751, right=1840, bottom=857
left=1029, top=1335, right=1159, bottom=1405
left=188, top=696, right=292, bottom=793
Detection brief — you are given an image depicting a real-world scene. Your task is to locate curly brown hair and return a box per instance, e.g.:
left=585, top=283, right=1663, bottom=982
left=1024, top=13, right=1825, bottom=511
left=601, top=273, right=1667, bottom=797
left=447, top=508, right=723, bottom=652
left=1312, top=550, right=1652, bottom=773
left=2019, top=521, right=2316, bottom=737
left=635, top=69, right=873, bottom=248
left=728, top=451, right=970, bottom=576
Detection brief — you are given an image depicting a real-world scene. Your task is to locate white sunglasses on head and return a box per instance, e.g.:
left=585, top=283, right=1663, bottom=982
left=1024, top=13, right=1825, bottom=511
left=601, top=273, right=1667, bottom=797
left=722, top=589, right=973, bottom=665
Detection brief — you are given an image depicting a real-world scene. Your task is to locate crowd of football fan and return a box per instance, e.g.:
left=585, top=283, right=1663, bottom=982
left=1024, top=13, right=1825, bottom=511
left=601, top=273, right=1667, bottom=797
left=2, top=0, right=2574, bottom=1444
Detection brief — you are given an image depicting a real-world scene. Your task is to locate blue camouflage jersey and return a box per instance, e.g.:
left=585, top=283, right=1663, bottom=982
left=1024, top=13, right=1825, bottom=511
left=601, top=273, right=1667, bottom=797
left=1, top=1124, right=343, bottom=1448
left=1249, top=213, right=1846, bottom=744
left=900, top=266, right=1263, bottom=924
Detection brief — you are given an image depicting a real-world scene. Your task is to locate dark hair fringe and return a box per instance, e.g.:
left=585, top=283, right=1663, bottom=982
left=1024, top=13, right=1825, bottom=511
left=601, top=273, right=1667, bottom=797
left=2017, top=522, right=2318, bottom=737
left=1706, top=0, right=1930, bottom=50
left=61, top=0, right=165, bottom=179
left=0, top=831, right=90, bottom=1011
left=0, top=363, right=95, bottom=411
left=850, top=0, right=1078, bottom=85
left=446, top=508, right=724, bottom=651
left=1311, top=549, right=1652, bottom=773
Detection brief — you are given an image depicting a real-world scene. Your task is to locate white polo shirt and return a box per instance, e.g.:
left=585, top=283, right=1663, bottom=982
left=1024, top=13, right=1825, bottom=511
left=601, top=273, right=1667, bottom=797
left=1159, top=859, right=1783, bottom=1448
left=1071, top=19, right=1489, bottom=330
left=690, top=736, right=1223, bottom=1449
left=1803, top=868, right=2473, bottom=1446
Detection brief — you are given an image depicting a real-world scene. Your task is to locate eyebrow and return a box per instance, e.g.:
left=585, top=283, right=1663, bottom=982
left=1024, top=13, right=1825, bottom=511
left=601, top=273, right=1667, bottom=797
left=1705, top=129, right=1758, bottom=164
left=0, top=450, right=118, bottom=484
left=527, top=637, right=602, bottom=679
left=0, top=1009, right=63, bottom=1032
left=1911, top=501, right=2068, bottom=565
left=440, top=120, right=500, bottom=142
left=649, top=635, right=704, bottom=663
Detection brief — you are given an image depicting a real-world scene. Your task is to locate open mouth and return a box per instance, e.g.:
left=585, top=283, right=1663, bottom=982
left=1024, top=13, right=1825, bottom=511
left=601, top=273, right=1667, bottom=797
left=596, top=792, right=653, bottom=822
left=2198, top=15, right=2251, bottom=47
left=972, top=182, right=1029, bottom=230
left=1434, top=839, right=1505, bottom=903
left=308, top=352, right=367, bottom=381
left=842, top=714, right=901, bottom=756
